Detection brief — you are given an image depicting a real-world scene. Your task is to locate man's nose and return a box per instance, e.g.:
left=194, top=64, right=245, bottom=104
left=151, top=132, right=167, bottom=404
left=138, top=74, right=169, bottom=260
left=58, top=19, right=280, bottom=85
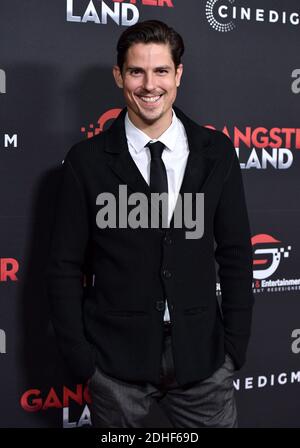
left=143, top=72, right=155, bottom=91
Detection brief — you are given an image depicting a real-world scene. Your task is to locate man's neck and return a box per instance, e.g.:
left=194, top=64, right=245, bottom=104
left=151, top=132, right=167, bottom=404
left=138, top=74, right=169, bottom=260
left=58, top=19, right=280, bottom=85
left=127, top=109, right=173, bottom=140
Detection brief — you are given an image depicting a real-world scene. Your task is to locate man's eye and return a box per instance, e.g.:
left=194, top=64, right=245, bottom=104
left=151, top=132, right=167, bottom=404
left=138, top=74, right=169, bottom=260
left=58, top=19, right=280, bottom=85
left=131, top=70, right=141, bottom=75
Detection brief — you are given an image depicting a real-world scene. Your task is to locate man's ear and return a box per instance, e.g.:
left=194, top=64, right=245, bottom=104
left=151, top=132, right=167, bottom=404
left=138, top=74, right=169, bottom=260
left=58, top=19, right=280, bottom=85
left=112, top=65, right=124, bottom=88
left=175, top=63, right=183, bottom=87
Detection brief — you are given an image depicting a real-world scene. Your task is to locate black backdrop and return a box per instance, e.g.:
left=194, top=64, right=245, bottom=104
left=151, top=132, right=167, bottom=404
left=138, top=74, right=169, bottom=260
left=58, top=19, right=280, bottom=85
left=1, top=0, right=300, bottom=428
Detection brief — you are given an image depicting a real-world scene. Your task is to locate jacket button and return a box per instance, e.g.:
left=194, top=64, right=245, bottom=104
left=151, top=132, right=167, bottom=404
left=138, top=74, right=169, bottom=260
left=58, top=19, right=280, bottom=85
left=162, top=269, right=172, bottom=279
left=156, top=300, right=165, bottom=311
left=163, top=236, right=173, bottom=245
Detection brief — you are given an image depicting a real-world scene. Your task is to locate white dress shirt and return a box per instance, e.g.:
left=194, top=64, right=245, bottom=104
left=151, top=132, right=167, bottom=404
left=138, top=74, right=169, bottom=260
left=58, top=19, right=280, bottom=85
left=125, top=109, right=190, bottom=322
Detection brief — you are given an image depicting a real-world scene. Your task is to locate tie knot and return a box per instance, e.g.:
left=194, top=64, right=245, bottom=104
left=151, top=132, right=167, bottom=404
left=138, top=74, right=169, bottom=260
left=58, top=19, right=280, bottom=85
left=146, top=141, right=165, bottom=159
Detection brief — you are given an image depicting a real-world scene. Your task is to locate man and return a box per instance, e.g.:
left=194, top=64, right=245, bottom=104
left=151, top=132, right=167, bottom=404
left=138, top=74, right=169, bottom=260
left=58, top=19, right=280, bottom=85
left=46, top=20, right=254, bottom=428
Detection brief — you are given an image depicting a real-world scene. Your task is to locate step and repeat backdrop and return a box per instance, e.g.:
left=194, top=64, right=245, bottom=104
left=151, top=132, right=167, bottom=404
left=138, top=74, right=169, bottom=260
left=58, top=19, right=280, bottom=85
left=1, top=0, right=300, bottom=428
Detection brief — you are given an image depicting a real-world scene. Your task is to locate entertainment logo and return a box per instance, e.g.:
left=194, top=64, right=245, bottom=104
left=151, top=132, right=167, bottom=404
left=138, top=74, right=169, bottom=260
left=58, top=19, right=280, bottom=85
left=252, top=233, right=299, bottom=294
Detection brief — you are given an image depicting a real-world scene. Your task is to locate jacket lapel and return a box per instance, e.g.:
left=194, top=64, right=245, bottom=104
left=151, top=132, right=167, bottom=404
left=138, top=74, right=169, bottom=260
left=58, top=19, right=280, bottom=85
left=173, top=106, right=218, bottom=196
left=104, top=107, right=151, bottom=199
left=169, top=107, right=219, bottom=227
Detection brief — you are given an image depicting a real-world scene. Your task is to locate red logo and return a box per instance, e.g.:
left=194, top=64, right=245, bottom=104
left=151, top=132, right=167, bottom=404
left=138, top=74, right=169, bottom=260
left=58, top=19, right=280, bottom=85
left=252, top=234, right=291, bottom=280
left=81, top=108, right=121, bottom=138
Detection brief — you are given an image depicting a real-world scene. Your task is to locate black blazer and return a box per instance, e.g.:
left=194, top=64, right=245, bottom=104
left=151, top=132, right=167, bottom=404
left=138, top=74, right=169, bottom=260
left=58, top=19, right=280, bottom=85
left=46, top=106, right=254, bottom=385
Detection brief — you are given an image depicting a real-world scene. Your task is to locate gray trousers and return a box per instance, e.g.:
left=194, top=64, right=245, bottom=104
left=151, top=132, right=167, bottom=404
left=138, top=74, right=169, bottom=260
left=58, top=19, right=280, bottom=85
left=88, top=324, right=238, bottom=428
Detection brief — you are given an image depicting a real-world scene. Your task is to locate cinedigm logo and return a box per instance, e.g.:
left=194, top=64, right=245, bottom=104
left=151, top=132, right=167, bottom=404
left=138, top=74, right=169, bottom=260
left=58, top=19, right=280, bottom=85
left=205, top=0, right=300, bottom=32
left=206, top=0, right=236, bottom=32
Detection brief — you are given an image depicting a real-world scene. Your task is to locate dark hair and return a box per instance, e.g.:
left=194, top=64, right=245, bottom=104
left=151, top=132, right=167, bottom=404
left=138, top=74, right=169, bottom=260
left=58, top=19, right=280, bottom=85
left=116, top=20, right=184, bottom=72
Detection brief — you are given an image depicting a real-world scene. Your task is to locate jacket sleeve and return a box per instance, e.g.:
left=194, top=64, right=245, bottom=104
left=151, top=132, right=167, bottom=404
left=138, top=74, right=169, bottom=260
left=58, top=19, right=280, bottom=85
left=213, top=135, right=254, bottom=370
left=45, top=150, right=95, bottom=381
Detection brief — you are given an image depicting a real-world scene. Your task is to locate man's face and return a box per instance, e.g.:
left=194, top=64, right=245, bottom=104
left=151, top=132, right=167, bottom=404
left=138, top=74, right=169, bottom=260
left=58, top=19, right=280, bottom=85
left=113, top=42, right=183, bottom=126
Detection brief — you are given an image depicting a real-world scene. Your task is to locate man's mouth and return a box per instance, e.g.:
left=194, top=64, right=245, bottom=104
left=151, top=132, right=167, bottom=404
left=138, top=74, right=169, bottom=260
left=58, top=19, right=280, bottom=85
left=136, top=94, right=164, bottom=104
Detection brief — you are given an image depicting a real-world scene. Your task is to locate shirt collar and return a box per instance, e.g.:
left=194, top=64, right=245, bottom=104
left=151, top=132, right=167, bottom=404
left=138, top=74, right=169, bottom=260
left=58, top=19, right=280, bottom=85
left=125, top=108, right=179, bottom=154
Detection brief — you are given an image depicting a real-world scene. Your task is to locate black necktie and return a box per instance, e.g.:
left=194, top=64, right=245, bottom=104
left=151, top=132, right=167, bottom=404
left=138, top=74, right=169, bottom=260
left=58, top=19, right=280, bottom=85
left=146, top=141, right=168, bottom=194
left=146, top=140, right=168, bottom=227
